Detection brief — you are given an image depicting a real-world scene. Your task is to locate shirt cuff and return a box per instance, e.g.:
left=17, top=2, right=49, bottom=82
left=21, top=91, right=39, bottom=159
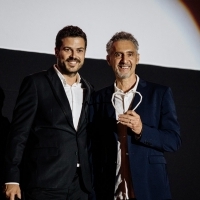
left=5, top=182, right=19, bottom=185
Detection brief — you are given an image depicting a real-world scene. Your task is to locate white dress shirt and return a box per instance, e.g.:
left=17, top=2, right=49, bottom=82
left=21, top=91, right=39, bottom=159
left=114, top=75, right=140, bottom=199
left=54, top=65, right=84, bottom=131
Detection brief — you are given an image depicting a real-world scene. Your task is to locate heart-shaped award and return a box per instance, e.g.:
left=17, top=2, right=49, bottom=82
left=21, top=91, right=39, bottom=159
left=111, top=91, right=142, bottom=115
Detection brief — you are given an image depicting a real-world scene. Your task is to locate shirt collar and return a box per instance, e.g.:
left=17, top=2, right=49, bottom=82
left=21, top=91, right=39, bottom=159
left=53, top=65, right=81, bottom=86
left=114, top=75, right=140, bottom=94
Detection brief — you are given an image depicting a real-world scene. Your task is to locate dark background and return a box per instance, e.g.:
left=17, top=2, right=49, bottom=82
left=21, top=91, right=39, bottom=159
left=0, top=48, right=200, bottom=199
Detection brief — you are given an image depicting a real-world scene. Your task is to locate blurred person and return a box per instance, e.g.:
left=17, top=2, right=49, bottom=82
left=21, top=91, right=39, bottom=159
left=0, top=87, right=10, bottom=200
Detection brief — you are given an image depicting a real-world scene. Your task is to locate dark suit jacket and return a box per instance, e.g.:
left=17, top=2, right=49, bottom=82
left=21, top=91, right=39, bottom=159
left=91, top=78, right=181, bottom=200
left=5, top=66, right=93, bottom=192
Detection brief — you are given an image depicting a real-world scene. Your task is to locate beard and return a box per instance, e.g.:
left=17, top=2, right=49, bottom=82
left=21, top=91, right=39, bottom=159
left=116, top=72, right=130, bottom=79
left=115, top=64, right=132, bottom=79
left=57, top=57, right=82, bottom=77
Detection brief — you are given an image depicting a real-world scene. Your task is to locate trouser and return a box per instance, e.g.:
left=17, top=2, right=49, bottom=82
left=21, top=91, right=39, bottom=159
left=23, top=168, right=89, bottom=200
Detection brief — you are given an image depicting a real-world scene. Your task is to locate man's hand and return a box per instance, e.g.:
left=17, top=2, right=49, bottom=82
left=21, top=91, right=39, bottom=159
left=4, top=184, right=21, bottom=200
left=118, top=110, right=142, bottom=135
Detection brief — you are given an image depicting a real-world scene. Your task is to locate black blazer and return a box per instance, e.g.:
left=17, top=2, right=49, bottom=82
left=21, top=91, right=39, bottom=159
left=5, top=66, right=93, bottom=192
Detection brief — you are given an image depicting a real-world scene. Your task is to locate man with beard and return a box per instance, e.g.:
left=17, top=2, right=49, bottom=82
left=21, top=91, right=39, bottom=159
left=91, top=31, right=181, bottom=200
left=4, top=25, right=94, bottom=200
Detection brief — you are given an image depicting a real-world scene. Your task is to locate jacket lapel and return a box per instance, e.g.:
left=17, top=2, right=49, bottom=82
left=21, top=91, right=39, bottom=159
left=77, top=78, right=92, bottom=132
left=104, top=85, right=116, bottom=119
left=130, top=78, right=147, bottom=111
left=45, top=66, right=75, bottom=131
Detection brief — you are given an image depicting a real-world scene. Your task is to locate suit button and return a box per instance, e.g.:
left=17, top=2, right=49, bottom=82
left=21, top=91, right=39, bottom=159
left=75, top=152, right=78, bottom=155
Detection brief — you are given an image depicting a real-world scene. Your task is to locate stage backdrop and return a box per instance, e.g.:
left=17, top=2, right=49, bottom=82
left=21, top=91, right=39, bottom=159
left=0, top=0, right=200, bottom=199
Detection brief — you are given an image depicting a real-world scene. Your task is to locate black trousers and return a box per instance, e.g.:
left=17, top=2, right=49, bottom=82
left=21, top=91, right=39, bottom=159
left=23, top=168, right=88, bottom=200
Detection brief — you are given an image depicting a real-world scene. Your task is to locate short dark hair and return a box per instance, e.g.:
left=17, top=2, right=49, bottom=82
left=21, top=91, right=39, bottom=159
left=55, top=25, right=87, bottom=49
left=106, top=31, right=139, bottom=54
